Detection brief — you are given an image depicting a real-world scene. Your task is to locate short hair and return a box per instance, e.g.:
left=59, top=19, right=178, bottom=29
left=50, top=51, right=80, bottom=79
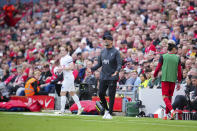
left=168, top=43, right=177, bottom=51
left=132, top=70, right=138, bottom=74
left=44, top=64, right=50, bottom=68
left=141, top=73, right=147, bottom=79
left=34, top=70, right=41, bottom=76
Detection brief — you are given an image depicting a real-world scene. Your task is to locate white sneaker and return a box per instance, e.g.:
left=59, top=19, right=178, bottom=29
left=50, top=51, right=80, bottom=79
left=102, top=110, right=109, bottom=119
left=105, top=113, right=113, bottom=119
left=77, top=107, right=84, bottom=115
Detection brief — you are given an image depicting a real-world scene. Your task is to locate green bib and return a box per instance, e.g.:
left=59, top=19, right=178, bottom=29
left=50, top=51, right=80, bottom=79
left=161, top=53, right=179, bottom=82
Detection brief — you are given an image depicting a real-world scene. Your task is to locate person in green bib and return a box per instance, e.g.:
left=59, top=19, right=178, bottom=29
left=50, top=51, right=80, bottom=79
left=154, top=40, right=182, bottom=120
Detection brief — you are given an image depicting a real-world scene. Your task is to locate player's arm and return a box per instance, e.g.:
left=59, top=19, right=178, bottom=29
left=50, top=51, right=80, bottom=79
left=153, top=55, right=163, bottom=78
left=115, top=50, right=122, bottom=72
left=91, top=53, right=102, bottom=72
left=177, top=57, right=182, bottom=83
left=62, top=62, right=74, bottom=71
left=176, top=57, right=182, bottom=91
left=112, top=50, right=122, bottom=76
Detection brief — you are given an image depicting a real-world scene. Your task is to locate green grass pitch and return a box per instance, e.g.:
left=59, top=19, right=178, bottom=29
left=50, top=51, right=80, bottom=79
left=0, top=112, right=197, bottom=131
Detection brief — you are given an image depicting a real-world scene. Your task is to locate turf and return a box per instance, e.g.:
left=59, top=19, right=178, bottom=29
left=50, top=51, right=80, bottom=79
left=0, top=112, right=197, bottom=131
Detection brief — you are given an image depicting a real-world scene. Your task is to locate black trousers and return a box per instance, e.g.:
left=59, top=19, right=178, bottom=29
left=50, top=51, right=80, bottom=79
left=172, top=95, right=197, bottom=110
left=99, top=80, right=117, bottom=115
left=172, top=95, right=187, bottom=110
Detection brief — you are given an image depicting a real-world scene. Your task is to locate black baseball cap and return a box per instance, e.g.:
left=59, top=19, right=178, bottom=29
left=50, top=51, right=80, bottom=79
left=103, top=35, right=113, bottom=41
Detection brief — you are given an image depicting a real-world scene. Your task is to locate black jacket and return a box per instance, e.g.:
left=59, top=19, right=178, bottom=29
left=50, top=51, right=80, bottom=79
left=91, top=46, right=122, bottom=80
left=40, top=71, right=52, bottom=84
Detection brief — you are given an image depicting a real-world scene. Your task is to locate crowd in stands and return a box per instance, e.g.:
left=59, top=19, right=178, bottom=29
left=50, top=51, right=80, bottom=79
left=0, top=0, right=196, bottom=101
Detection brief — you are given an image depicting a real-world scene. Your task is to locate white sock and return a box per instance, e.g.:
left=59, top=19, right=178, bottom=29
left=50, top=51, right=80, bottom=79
left=61, top=96, right=67, bottom=112
left=72, top=94, right=82, bottom=109
left=170, top=109, right=174, bottom=113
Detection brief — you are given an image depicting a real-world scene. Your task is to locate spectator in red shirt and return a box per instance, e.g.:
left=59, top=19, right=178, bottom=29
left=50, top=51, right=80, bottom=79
left=120, top=40, right=128, bottom=54
left=145, top=37, right=156, bottom=54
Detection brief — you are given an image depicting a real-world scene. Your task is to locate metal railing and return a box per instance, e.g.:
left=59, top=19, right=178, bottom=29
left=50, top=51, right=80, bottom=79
left=116, top=85, right=140, bottom=101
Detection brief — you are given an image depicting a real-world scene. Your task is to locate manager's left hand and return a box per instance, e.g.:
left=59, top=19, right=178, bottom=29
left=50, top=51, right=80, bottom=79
left=112, top=71, right=118, bottom=77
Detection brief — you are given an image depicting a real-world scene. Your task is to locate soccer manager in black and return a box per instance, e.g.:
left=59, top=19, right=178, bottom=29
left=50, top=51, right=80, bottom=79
left=91, top=35, right=122, bottom=119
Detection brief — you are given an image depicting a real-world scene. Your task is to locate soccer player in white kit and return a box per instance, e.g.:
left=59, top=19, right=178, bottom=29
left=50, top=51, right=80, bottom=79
left=57, top=47, right=84, bottom=115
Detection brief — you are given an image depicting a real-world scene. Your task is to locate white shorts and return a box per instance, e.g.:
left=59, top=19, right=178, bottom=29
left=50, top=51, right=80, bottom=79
left=61, top=76, right=75, bottom=92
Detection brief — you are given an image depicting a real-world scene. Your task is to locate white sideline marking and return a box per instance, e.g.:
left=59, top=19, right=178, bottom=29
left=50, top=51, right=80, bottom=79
left=1, top=112, right=97, bottom=117
left=2, top=112, right=197, bottom=128
left=21, top=113, right=97, bottom=117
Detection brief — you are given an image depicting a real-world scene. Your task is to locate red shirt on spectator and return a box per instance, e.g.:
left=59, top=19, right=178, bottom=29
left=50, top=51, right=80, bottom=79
left=4, top=73, right=17, bottom=85
left=194, top=32, right=197, bottom=39
left=3, top=4, right=15, bottom=17
left=120, top=47, right=128, bottom=53
left=73, top=69, right=79, bottom=80
left=145, top=43, right=156, bottom=54
left=120, top=0, right=127, bottom=4
left=26, top=48, right=36, bottom=58
left=26, top=55, right=35, bottom=64
left=9, top=51, right=17, bottom=58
